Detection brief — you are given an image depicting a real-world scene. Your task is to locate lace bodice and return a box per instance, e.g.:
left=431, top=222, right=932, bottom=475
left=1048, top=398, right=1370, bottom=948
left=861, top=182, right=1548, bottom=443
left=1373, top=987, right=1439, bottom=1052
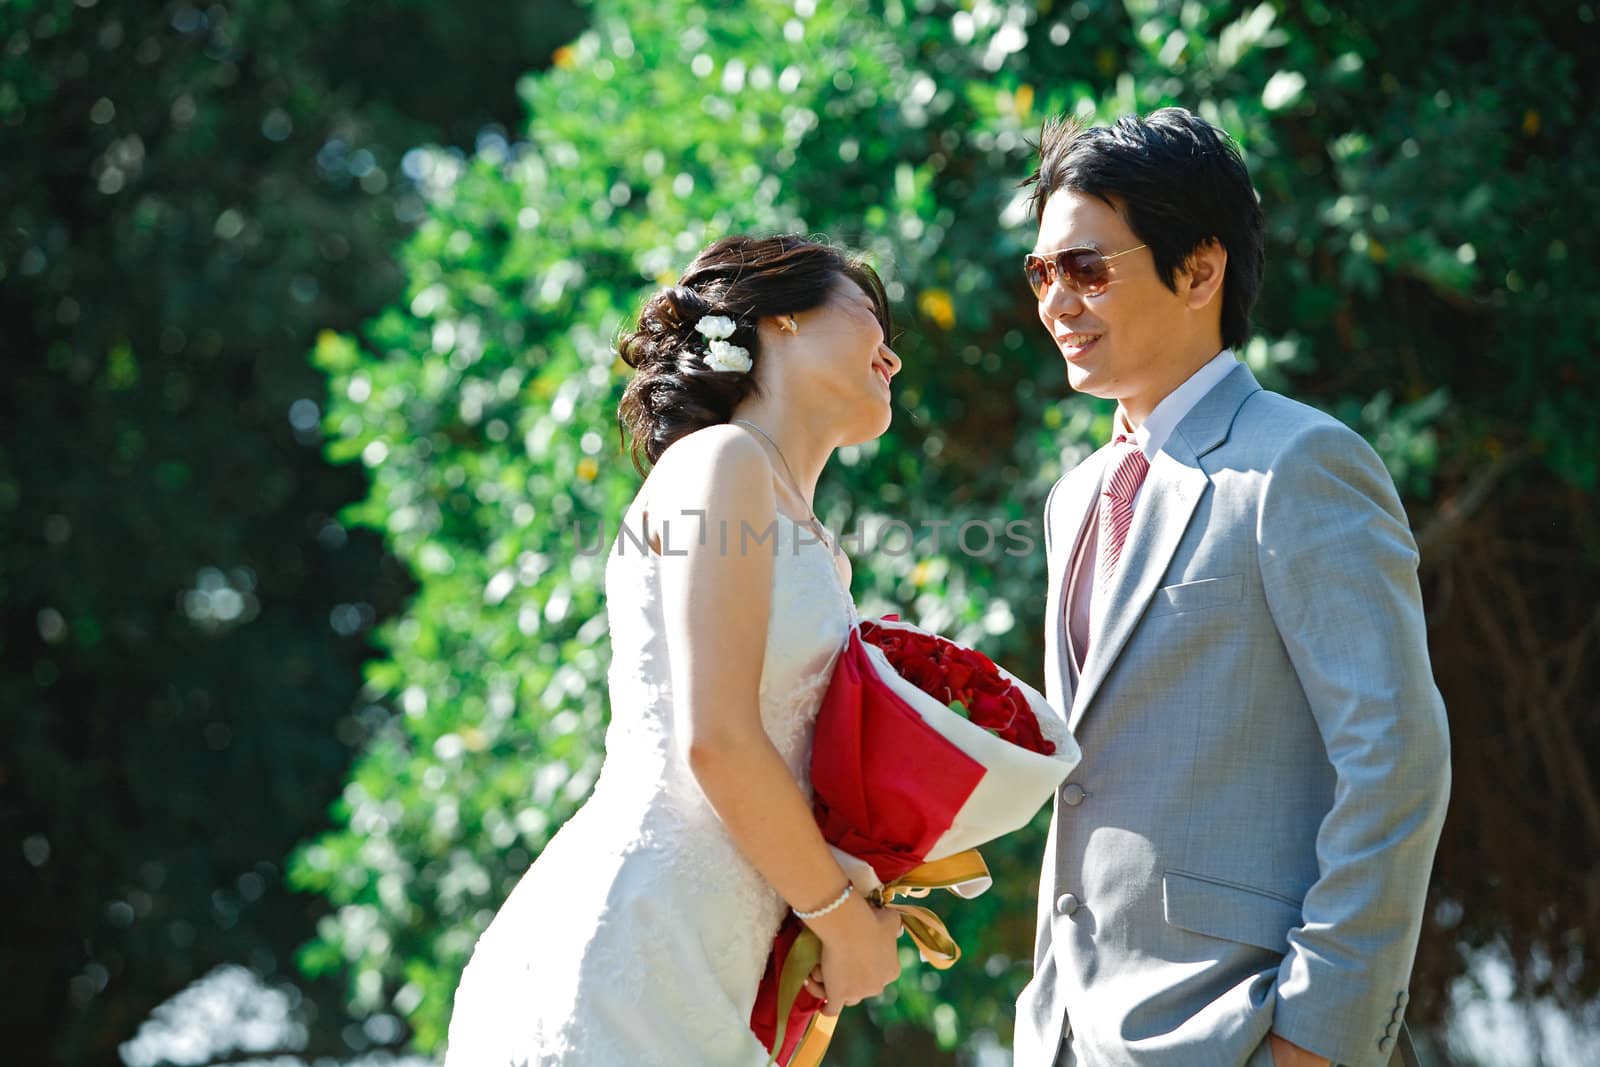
left=444, top=492, right=856, bottom=1066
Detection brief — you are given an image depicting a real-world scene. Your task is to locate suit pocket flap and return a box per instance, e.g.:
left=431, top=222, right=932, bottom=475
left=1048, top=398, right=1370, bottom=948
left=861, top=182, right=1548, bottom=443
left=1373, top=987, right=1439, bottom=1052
left=1162, top=869, right=1301, bottom=953
left=1146, top=574, right=1243, bottom=618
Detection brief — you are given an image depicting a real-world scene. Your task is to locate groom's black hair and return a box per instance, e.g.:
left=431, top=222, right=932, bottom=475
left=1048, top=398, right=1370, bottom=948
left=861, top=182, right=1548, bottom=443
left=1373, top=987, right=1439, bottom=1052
left=1022, top=107, right=1265, bottom=350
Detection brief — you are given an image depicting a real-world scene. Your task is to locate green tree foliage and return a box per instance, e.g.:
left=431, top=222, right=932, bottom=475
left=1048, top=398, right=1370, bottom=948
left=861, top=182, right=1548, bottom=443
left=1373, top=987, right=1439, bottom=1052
left=0, top=0, right=582, bottom=1061
left=281, top=0, right=1593, bottom=1060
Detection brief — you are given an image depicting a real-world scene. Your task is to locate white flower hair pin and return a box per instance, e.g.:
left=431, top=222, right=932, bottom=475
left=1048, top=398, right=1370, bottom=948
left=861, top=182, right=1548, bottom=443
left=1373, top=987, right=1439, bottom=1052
left=694, top=314, right=752, bottom=374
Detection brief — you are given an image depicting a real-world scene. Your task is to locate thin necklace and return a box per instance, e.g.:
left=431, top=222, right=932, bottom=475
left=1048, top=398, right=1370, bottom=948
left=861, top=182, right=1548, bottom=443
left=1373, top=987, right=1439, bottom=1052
left=732, top=419, right=833, bottom=552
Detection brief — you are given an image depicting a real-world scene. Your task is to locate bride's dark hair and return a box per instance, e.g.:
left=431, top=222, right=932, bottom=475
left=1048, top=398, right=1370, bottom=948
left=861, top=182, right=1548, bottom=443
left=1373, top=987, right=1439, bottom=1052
left=617, top=234, right=891, bottom=472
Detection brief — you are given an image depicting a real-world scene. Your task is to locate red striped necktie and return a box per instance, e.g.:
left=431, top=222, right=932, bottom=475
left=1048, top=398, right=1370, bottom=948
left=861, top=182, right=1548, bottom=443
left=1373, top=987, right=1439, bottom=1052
left=1097, top=433, right=1151, bottom=596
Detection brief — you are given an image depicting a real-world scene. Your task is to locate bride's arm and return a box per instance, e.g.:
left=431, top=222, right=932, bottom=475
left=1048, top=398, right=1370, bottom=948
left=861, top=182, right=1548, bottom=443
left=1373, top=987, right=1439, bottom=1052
left=651, top=425, right=900, bottom=1012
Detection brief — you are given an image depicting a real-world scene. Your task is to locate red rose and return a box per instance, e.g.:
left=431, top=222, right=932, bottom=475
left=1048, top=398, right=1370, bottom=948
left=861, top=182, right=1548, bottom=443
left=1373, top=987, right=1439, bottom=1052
left=860, top=622, right=1056, bottom=757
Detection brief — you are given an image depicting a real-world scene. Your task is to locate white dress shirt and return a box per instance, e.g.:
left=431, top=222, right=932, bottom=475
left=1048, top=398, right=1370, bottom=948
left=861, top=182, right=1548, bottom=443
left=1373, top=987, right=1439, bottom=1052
left=1066, top=348, right=1240, bottom=666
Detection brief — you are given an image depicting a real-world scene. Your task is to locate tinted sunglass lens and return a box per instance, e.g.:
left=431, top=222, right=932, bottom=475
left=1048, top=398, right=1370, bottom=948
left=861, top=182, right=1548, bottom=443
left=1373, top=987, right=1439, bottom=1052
left=1065, top=249, right=1111, bottom=293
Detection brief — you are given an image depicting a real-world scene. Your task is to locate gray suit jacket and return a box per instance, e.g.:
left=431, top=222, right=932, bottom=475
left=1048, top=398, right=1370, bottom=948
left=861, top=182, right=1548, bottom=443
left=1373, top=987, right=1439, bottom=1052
left=1013, top=364, right=1450, bottom=1067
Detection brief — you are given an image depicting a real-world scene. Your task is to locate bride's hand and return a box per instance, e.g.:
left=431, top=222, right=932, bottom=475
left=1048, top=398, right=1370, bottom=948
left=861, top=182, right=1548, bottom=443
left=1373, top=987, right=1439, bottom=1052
left=805, top=894, right=903, bottom=1016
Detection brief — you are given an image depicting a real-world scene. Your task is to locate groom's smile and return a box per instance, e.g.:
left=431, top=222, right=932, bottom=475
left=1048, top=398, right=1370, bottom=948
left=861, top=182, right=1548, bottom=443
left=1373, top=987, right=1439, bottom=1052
left=1055, top=332, right=1104, bottom=362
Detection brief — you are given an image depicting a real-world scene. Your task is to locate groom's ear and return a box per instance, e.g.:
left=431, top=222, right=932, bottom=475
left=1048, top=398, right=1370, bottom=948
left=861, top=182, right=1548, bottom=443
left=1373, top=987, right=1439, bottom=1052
left=1180, top=238, right=1228, bottom=311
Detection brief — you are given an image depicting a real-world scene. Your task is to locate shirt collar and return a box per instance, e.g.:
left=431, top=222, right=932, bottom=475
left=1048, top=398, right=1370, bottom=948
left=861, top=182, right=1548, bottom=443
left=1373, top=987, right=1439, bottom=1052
left=1115, top=348, right=1238, bottom=460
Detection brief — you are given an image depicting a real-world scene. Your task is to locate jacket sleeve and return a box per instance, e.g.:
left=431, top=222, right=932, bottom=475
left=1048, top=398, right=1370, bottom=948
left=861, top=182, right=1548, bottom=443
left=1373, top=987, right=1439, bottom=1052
left=1255, top=420, right=1451, bottom=1067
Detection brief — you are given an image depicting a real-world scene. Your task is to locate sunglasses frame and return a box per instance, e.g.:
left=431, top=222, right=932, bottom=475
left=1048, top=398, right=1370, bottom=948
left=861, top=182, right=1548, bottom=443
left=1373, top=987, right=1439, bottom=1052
left=1024, top=243, right=1148, bottom=300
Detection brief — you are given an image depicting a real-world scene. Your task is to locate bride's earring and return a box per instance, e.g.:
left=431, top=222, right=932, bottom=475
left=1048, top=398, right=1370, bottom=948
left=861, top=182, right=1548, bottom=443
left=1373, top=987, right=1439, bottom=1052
left=782, top=316, right=798, bottom=334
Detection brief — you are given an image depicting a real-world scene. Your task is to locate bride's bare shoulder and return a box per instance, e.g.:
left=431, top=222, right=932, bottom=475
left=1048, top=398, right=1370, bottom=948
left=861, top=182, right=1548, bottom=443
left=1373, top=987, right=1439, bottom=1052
left=652, top=424, right=770, bottom=484
left=643, top=423, right=775, bottom=515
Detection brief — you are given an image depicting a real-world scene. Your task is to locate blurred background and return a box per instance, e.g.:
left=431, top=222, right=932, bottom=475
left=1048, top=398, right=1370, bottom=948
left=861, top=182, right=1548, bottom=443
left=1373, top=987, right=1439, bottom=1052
left=4, top=0, right=1597, bottom=1064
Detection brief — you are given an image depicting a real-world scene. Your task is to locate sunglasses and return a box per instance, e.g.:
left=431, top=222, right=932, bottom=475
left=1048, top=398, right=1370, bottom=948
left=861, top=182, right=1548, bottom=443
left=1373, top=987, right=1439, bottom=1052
left=1023, top=243, right=1147, bottom=300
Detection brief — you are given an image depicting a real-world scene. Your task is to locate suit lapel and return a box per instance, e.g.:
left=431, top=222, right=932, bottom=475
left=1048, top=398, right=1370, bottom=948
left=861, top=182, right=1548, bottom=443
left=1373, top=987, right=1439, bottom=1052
left=1044, top=449, right=1108, bottom=712
left=1068, top=363, right=1262, bottom=732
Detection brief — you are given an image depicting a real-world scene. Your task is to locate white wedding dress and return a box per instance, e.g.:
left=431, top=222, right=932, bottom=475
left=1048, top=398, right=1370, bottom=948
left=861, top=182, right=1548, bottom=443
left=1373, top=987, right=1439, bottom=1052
left=444, top=495, right=855, bottom=1066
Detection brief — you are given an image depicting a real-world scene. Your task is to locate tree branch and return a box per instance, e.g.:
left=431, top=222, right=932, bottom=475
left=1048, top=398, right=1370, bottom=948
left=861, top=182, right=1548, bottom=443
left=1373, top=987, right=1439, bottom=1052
left=1416, top=449, right=1522, bottom=566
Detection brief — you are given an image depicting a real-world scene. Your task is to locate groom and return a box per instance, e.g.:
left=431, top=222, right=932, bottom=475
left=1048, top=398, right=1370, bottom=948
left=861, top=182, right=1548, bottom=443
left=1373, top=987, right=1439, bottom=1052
left=1011, top=108, right=1451, bottom=1067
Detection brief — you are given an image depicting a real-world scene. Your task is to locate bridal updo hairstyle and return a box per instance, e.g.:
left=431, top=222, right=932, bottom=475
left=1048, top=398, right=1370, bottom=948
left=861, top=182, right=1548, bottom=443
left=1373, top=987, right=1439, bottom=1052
left=617, top=234, right=891, bottom=472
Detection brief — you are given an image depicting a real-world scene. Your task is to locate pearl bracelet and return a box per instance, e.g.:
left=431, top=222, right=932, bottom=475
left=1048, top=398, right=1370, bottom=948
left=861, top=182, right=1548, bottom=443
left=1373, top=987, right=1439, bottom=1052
left=793, top=883, right=853, bottom=921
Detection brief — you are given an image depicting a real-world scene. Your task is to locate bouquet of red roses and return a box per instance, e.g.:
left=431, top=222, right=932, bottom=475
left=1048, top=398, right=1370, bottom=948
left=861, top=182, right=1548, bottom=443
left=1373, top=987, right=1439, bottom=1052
left=750, top=615, right=1080, bottom=1066
left=858, top=619, right=1056, bottom=756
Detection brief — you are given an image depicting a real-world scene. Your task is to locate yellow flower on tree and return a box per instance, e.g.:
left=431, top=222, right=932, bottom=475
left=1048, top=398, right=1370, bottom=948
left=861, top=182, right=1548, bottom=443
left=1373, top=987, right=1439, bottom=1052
left=919, top=287, right=956, bottom=330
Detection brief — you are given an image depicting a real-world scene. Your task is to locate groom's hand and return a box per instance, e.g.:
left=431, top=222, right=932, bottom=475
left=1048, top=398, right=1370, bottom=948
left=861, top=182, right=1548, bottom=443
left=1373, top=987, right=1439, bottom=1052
left=1268, top=1033, right=1332, bottom=1067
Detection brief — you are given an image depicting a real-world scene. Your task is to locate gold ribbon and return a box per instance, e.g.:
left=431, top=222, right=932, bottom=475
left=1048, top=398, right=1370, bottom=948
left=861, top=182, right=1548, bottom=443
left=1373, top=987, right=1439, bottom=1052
left=766, top=849, right=990, bottom=1067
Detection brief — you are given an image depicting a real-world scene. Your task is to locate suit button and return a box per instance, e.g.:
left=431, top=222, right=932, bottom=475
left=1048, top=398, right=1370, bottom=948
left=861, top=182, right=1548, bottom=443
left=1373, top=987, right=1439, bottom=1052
left=1378, top=1036, right=1393, bottom=1054
left=1397, top=990, right=1409, bottom=1007
left=1384, top=1021, right=1398, bottom=1038
left=1062, top=783, right=1087, bottom=806
left=1056, top=893, right=1081, bottom=916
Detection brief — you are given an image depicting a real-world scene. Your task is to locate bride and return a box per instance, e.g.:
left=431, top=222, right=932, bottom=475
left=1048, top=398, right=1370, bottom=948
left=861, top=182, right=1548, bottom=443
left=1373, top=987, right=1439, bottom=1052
left=444, top=234, right=907, bottom=1064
